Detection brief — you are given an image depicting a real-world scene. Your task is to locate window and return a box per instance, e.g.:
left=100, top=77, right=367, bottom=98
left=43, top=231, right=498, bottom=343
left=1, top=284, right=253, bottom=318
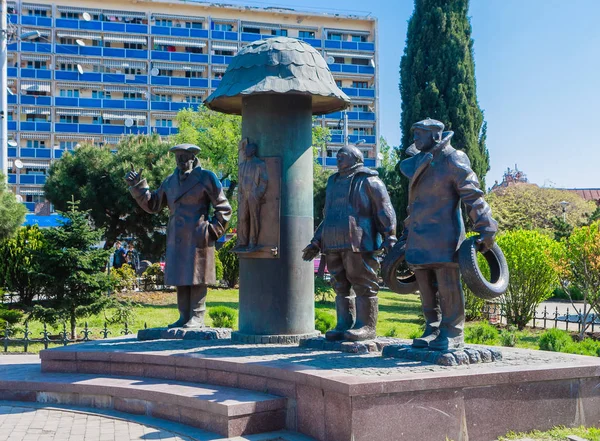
left=351, top=58, right=369, bottom=66
left=213, top=50, right=234, bottom=56
left=25, top=168, right=47, bottom=176
left=159, top=69, right=173, bottom=77
left=25, top=114, right=47, bottom=122
left=60, top=141, right=77, bottom=149
left=7, top=112, right=13, bottom=121
left=155, top=19, right=172, bottom=27
left=156, top=119, right=173, bottom=127
left=123, top=92, right=144, bottom=100
left=26, top=61, right=47, bottom=70
left=26, top=140, right=46, bottom=148
left=154, top=94, right=172, bottom=102
left=184, top=46, right=203, bottom=54
left=352, top=105, right=369, bottom=113
left=335, top=80, right=343, bottom=87
left=60, top=115, right=79, bottom=123
left=185, top=96, right=203, bottom=103
left=352, top=81, right=369, bottom=89
left=60, top=12, right=79, bottom=19
left=184, top=71, right=203, bottom=78
left=353, top=127, right=371, bottom=135
left=124, top=42, right=144, bottom=50
left=123, top=67, right=143, bottom=75
left=271, top=29, right=288, bottom=37
left=299, top=31, right=315, bottom=39
left=25, top=194, right=45, bottom=203
left=59, top=89, right=80, bottom=97
left=242, top=27, right=260, bottom=34
left=333, top=57, right=344, bottom=64
left=92, top=91, right=111, bottom=99
left=92, top=40, right=104, bottom=47
left=59, top=38, right=75, bottom=45
left=28, top=9, right=47, bottom=17
left=185, top=21, right=203, bottom=29
left=213, top=23, right=233, bottom=32
left=92, top=116, right=104, bottom=124
left=59, top=63, right=76, bottom=71
left=351, top=35, right=367, bottom=42
left=329, top=33, right=343, bottom=41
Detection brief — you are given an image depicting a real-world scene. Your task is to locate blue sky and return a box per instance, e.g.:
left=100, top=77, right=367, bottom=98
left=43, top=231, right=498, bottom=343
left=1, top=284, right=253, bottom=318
left=209, top=0, right=597, bottom=189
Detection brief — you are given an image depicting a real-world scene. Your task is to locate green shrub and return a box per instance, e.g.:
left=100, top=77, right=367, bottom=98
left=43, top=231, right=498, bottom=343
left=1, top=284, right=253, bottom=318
left=111, top=264, right=137, bottom=291
left=208, top=306, right=237, bottom=328
left=552, top=286, right=584, bottom=301
left=465, top=322, right=499, bottom=345
left=462, top=232, right=487, bottom=321
left=218, top=237, right=239, bottom=288
left=539, top=328, right=572, bottom=352
left=385, top=327, right=399, bottom=337
left=214, top=252, right=224, bottom=283
left=142, top=263, right=164, bottom=289
left=0, top=306, right=23, bottom=328
left=315, top=310, right=335, bottom=334
left=498, top=230, right=564, bottom=330
left=314, top=277, right=334, bottom=302
left=571, top=338, right=600, bottom=357
left=499, top=326, right=518, bottom=347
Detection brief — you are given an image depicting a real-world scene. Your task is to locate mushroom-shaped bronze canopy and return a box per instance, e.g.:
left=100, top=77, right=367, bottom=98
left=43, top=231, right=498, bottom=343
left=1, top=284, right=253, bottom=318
left=205, top=37, right=351, bottom=115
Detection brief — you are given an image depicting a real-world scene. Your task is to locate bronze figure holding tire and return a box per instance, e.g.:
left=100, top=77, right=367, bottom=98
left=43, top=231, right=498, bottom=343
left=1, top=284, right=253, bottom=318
left=390, top=118, right=507, bottom=351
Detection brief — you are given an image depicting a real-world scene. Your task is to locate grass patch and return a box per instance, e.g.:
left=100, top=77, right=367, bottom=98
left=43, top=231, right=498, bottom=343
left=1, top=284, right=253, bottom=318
left=498, top=425, right=600, bottom=440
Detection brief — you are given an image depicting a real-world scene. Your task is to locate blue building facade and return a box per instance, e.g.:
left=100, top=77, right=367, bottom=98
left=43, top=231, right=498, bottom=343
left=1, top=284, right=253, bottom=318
left=6, top=1, right=378, bottom=212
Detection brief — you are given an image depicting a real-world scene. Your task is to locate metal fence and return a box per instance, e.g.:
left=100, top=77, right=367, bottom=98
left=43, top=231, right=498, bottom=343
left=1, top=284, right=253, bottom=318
left=1, top=321, right=142, bottom=353
left=483, top=302, right=600, bottom=333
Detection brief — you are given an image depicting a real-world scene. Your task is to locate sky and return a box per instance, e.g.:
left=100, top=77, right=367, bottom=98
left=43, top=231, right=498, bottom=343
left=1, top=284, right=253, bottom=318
left=206, top=0, right=599, bottom=189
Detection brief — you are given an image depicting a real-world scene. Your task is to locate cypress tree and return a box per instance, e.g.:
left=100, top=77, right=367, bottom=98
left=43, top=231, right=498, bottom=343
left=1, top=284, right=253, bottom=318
left=399, top=0, right=489, bottom=219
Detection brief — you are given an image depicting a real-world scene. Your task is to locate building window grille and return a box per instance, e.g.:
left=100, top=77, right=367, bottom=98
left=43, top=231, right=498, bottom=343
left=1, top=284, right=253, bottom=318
left=60, top=12, right=79, bottom=19
left=92, top=91, right=111, bottom=99
left=26, top=61, right=48, bottom=70
left=214, top=23, right=233, bottom=32
left=123, top=92, right=144, bottom=100
left=184, top=71, right=203, bottom=78
left=185, top=96, right=203, bottom=103
left=185, top=21, right=203, bottom=29
left=352, top=81, right=369, bottom=89
left=352, top=35, right=367, bottom=42
left=59, top=115, right=79, bottom=123
left=124, top=42, right=145, bottom=50
left=213, top=50, right=234, bottom=56
left=156, top=119, right=173, bottom=127
left=28, top=9, right=48, bottom=17
left=156, top=19, right=173, bottom=27
left=60, top=141, right=77, bottom=149
left=26, top=140, right=46, bottom=148
left=59, top=89, right=80, bottom=97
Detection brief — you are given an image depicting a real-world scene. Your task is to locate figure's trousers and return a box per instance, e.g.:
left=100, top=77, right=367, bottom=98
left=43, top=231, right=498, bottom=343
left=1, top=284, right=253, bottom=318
left=176, top=284, right=207, bottom=318
left=413, top=267, right=464, bottom=338
left=326, top=250, right=380, bottom=297
left=238, top=195, right=261, bottom=246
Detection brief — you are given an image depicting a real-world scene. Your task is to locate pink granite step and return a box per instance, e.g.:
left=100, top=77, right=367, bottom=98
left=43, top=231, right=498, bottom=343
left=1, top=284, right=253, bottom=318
left=0, top=354, right=286, bottom=438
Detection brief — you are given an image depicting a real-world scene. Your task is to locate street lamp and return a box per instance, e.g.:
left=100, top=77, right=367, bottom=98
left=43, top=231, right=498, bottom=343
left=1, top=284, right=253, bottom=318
left=559, top=200, right=569, bottom=222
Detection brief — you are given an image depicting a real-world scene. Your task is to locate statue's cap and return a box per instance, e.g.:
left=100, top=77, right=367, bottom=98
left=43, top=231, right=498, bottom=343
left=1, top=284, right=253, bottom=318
left=169, top=143, right=200, bottom=154
left=411, top=118, right=444, bottom=132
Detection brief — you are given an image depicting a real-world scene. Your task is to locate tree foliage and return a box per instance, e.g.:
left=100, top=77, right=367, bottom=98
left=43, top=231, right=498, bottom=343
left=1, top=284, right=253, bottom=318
left=44, top=134, right=175, bottom=260
left=0, top=173, right=27, bottom=241
left=0, top=225, right=46, bottom=306
left=376, top=137, right=406, bottom=225
left=32, top=199, right=112, bottom=338
left=498, top=230, right=563, bottom=330
left=218, top=236, right=239, bottom=288
left=486, top=184, right=595, bottom=233
left=399, top=0, right=489, bottom=220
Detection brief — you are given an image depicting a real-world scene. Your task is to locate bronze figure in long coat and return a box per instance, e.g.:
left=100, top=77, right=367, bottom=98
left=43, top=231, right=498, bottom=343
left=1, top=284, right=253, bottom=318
left=398, top=119, right=497, bottom=350
left=126, top=144, right=231, bottom=328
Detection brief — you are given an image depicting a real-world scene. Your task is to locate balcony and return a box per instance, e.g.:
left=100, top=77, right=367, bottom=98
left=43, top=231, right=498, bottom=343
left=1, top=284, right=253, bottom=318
left=20, top=42, right=52, bottom=53
left=20, top=95, right=52, bottom=105
left=324, top=40, right=374, bottom=52
left=55, top=123, right=148, bottom=135
left=240, top=32, right=268, bottom=43
left=20, top=122, right=51, bottom=131
left=8, top=14, right=17, bottom=25
left=54, top=71, right=147, bottom=85
left=329, top=134, right=376, bottom=145
left=298, top=37, right=322, bottom=48
left=19, top=148, right=52, bottom=159
left=151, top=76, right=208, bottom=88
left=8, top=95, right=17, bottom=104
left=150, top=51, right=208, bottom=64
left=7, top=67, right=17, bottom=77
left=211, top=55, right=234, bottom=65
left=328, top=63, right=375, bottom=75
left=341, top=87, right=375, bottom=98
left=55, top=19, right=148, bottom=34
left=20, top=68, right=52, bottom=80
left=317, top=157, right=376, bottom=168
left=150, top=102, right=200, bottom=112
left=152, top=126, right=178, bottom=136
left=18, top=174, right=47, bottom=185
left=8, top=148, right=17, bottom=157
left=55, top=97, right=148, bottom=110
left=326, top=111, right=376, bottom=122
left=8, top=121, right=16, bottom=130
left=210, top=30, right=238, bottom=41
left=211, top=79, right=221, bottom=88
left=7, top=173, right=16, bottom=184
left=55, top=45, right=148, bottom=59
left=24, top=203, right=36, bottom=212
left=21, top=15, right=52, bottom=27
left=151, top=26, right=208, bottom=39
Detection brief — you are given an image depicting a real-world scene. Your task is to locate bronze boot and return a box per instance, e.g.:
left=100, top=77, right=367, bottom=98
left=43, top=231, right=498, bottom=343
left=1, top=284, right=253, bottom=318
left=183, top=285, right=207, bottom=329
left=344, top=296, right=377, bottom=341
left=325, top=295, right=356, bottom=341
left=168, top=287, right=190, bottom=328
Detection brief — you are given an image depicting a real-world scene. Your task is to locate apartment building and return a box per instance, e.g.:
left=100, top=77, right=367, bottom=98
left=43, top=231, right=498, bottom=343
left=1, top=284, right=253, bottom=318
left=5, top=0, right=378, bottom=211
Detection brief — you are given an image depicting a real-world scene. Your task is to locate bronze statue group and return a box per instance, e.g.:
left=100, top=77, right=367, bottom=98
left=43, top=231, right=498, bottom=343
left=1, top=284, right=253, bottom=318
left=126, top=118, right=498, bottom=352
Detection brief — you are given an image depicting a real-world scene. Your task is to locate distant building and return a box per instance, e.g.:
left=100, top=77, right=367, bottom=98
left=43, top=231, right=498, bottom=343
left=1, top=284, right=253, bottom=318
left=6, top=0, right=378, bottom=212
left=490, top=164, right=528, bottom=193
left=564, top=189, right=600, bottom=205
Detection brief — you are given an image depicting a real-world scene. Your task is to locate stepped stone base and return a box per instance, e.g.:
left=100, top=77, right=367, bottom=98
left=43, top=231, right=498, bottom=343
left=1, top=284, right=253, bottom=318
left=231, top=330, right=320, bottom=344
left=382, top=344, right=503, bottom=366
left=137, top=327, right=231, bottom=341
left=299, top=336, right=404, bottom=354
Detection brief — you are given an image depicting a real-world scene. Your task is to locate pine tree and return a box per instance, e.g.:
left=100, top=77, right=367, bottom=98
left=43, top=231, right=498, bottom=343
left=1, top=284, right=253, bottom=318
left=399, top=0, right=489, bottom=219
left=34, top=198, right=111, bottom=338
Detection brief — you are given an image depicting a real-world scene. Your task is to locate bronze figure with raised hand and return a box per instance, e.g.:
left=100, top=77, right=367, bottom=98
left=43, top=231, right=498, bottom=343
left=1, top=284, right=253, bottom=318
left=303, top=145, right=397, bottom=341
left=125, top=144, right=232, bottom=329
left=397, top=118, right=498, bottom=351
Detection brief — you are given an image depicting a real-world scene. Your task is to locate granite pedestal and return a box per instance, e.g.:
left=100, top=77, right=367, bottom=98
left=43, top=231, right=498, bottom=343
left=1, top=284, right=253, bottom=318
left=39, top=337, right=600, bottom=441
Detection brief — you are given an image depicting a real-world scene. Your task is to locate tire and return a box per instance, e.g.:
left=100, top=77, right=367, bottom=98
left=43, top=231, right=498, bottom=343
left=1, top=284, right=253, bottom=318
left=458, top=237, right=509, bottom=300
left=381, top=242, right=419, bottom=294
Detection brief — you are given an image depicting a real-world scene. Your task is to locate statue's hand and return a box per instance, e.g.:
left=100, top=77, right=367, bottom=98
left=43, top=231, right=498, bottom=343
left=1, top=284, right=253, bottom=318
left=302, top=243, right=320, bottom=261
left=125, top=163, right=144, bottom=186
left=476, top=233, right=495, bottom=253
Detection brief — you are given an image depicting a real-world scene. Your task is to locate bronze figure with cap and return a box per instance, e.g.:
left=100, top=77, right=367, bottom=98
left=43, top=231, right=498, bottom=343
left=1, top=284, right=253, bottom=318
left=302, top=145, right=397, bottom=341
left=397, top=118, right=498, bottom=350
left=125, top=144, right=232, bottom=329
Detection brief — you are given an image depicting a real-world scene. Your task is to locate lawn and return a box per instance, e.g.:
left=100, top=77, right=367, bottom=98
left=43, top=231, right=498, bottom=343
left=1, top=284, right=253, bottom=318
left=498, top=426, right=600, bottom=441
left=0, top=287, right=550, bottom=353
